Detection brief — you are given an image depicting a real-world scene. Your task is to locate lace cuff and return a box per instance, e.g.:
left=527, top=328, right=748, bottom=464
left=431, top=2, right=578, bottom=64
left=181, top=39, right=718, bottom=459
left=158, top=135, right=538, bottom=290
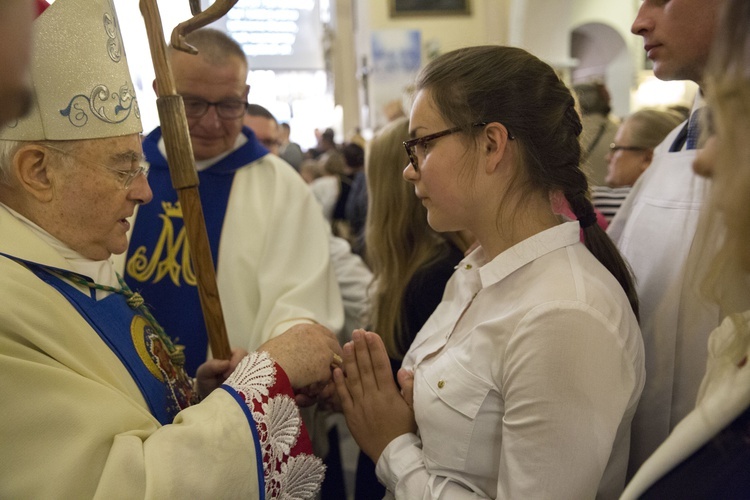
left=224, top=351, right=325, bottom=499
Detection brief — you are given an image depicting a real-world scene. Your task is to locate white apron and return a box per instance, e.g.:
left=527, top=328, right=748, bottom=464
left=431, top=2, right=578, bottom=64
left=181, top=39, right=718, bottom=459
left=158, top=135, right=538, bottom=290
left=608, top=123, right=720, bottom=476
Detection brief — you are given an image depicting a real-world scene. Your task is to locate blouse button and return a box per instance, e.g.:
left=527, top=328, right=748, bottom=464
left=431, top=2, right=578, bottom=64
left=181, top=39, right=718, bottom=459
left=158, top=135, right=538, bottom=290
left=437, top=380, right=445, bottom=389
left=465, top=264, right=472, bottom=270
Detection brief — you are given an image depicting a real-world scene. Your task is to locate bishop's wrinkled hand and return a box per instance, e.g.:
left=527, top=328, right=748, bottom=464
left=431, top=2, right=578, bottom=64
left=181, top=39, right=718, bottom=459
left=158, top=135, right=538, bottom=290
left=259, top=323, right=343, bottom=390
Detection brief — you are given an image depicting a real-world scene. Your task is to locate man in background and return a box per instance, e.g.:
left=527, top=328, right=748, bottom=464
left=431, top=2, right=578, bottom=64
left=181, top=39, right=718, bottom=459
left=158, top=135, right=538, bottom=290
left=244, top=103, right=280, bottom=154
left=124, top=28, right=343, bottom=376
left=242, top=103, right=372, bottom=343
left=279, top=122, right=304, bottom=171
left=307, top=127, right=337, bottom=160
left=243, top=103, right=371, bottom=500
left=574, top=81, right=620, bottom=186
left=608, top=0, right=726, bottom=476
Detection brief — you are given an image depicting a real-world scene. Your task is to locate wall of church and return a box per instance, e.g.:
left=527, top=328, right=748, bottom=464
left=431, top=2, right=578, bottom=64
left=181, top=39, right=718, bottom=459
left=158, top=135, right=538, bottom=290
left=346, top=0, right=643, bottom=131
left=342, top=0, right=698, bottom=134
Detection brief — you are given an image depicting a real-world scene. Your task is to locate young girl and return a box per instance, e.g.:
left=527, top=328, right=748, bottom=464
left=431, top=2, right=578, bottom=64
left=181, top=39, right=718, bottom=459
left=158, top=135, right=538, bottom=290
left=356, top=116, right=471, bottom=499
left=335, top=46, right=644, bottom=499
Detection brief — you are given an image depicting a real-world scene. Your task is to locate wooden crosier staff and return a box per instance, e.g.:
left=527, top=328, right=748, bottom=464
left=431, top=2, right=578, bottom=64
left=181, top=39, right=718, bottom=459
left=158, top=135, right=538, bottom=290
left=138, top=0, right=239, bottom=360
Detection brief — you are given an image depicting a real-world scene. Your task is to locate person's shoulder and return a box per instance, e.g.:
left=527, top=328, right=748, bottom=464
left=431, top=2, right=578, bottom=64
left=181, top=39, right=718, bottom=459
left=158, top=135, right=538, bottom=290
left=411, top=244, right=463, bottom=289
left=264, top=152, right=300, bottom=174
left=232, top=154, right=314, bottom=201
left=528, top=238, right=625, bottom=299
left=310, top=175, right=339, bottom=189
left=0, top=254, right=34, bottom=289
left=244, top=153, right=301, bottom=178
left=528, top=246, right=640, bottom=335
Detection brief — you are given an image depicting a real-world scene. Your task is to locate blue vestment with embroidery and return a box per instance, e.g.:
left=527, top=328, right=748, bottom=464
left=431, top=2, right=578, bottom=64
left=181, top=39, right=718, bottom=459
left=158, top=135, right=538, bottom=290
left=124, top=127, right=268, bottom=375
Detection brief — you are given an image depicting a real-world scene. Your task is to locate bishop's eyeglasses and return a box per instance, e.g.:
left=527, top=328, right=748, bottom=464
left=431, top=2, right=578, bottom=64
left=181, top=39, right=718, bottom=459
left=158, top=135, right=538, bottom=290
left=44, top=144, right=149, bottom=190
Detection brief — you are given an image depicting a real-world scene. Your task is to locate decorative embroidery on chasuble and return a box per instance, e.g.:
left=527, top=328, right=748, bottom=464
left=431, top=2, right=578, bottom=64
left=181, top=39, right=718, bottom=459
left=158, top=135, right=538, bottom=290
left=129, top=315, right=195, bottom=418
left=224, top=352, right=325, bottom=499
left=125, top=196, right=212, bottom=376
left=124, top=126, right=266, bottom=376
left=2, top=255, right=196, bottom=424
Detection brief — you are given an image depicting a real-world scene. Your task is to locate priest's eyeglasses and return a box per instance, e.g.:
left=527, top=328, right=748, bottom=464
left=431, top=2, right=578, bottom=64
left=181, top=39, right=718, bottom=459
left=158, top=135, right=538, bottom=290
left=182, top=97, right=249, bottom=120
left=404, top=122, right=514, bottom=172
left=44, top=144, right=149, bottom=190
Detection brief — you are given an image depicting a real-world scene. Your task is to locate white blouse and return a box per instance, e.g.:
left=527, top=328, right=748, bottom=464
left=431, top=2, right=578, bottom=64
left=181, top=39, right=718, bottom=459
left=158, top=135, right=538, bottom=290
left=377, top=222, right=645, bottom=499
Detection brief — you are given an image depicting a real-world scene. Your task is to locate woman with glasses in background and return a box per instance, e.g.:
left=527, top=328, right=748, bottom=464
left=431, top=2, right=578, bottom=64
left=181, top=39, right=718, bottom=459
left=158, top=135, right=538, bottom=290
left=592, top=108, right=684, bottom=222
left=334, top=45, right=644, bottom=499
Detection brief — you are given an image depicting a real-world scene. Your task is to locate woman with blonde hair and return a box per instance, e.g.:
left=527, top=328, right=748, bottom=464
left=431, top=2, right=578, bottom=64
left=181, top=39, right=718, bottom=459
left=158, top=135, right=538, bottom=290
left=356, top=115, right=471, bottom=499
left=622, top=0, right=750, bottom=496
left=365, top=116, right=471, bottom=362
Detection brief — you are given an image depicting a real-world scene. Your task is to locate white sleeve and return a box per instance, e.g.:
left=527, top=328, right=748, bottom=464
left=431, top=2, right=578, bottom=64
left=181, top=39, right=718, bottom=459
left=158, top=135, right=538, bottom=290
left=328, top=234, right=372, bottom=342
left=377, top=434, right=488, bottom=499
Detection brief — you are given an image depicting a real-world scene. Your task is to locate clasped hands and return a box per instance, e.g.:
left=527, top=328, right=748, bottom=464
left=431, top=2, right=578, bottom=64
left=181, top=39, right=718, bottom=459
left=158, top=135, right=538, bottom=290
left=333, top=329, right=417, bottom=463
left=195, top=324, right=416, bottom=463
left=269, top=326, right=419, bottom=464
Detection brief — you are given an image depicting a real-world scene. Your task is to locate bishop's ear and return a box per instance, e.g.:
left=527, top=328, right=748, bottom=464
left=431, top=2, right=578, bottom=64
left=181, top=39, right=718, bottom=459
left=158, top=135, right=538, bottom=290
left=13, top=145, right=55, bottom=202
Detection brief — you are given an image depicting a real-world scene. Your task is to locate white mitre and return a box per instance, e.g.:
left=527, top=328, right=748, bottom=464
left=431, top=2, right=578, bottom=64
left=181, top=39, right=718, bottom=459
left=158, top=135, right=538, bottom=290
left=0, top=0, right=142, bottom=141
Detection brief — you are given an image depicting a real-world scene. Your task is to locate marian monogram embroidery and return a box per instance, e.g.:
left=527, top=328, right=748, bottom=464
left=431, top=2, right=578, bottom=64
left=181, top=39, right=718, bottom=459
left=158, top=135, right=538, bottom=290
left=126, top=202, right=197, bottom=287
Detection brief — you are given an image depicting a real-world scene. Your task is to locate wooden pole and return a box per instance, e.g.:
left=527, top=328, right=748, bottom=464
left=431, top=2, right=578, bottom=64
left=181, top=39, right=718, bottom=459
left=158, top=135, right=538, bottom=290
left=138, top=0, right=238, bottom=360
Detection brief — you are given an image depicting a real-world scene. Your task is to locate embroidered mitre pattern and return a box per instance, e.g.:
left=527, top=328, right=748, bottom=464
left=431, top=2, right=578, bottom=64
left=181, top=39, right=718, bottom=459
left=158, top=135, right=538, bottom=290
left=225, top=352, right=325, bottom=499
